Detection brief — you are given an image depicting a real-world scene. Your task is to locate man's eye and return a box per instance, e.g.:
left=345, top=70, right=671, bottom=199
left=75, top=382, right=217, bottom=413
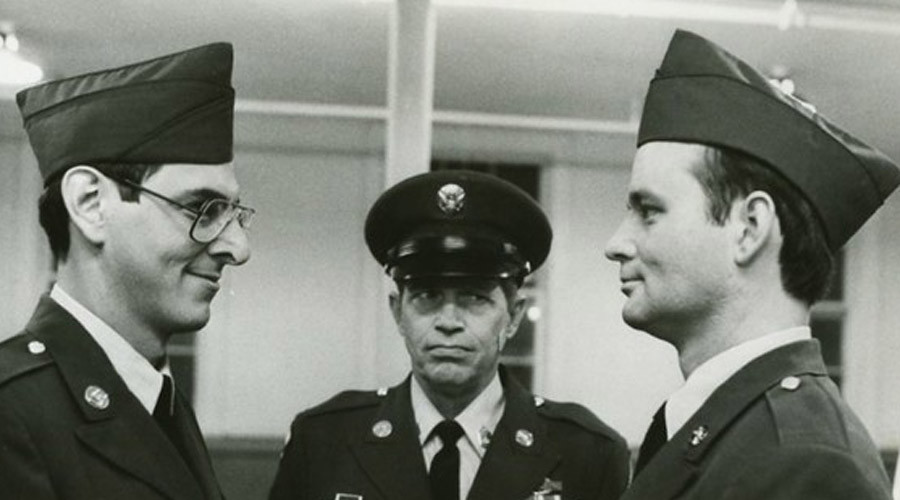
left=411, top=290, right=440, bottom=303
left=634, top=203, right=661, bottom=220
left=185, top=199, right=210, bottom=212
left=460, top=292, right=491, bottom=305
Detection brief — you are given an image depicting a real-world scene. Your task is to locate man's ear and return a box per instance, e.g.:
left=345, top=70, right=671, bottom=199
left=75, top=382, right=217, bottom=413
left=734, top=190, right=779, bottom=266
left=500, top=295, right=527, bottom=349
left=389, top=290, right=402, bottom=327
left=60, top=166, right=110, bottom=246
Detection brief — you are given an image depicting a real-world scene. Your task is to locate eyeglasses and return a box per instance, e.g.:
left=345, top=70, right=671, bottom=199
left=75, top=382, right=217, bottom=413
left=110, top=177, right=256, bottom=244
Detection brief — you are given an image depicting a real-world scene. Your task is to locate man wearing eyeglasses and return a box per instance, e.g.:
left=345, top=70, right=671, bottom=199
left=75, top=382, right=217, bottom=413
left=0, top=43, right=252, bottom=500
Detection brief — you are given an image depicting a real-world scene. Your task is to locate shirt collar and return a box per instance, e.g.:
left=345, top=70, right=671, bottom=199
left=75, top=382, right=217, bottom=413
left=50, top=284, right=170, bottom=413
left=665, top=326, right=811, bottom=439
left=411, top=373, right=505, bottom=455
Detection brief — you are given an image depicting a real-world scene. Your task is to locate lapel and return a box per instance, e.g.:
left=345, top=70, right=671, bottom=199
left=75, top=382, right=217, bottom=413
left=171, top=389, right=224, bottom=500
left=26, top=296, right=213, bottom=500
left=622, top=340, right=828, bottom=500
left=467, top=368, right=561, bottom=500
left=350, top=376, right=433, bottom=500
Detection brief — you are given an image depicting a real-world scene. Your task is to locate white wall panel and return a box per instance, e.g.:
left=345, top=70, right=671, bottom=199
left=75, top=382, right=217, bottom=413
left=194, top=150, right=387, bottom=436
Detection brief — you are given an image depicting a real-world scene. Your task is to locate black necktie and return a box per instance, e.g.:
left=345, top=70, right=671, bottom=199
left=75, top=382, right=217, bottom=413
left=634, top=403, right=667, bottom=476
left=153, top=375, right=191, bottom=462
left=429, top=420, right=465, bottom=500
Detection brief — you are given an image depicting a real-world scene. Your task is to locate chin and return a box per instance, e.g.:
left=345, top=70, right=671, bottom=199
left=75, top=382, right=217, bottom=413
left=167, top=309, right=211, bottom=334
left=423, top=365, right=474, bottom=388
left=621, top=305, right=650, bottom=330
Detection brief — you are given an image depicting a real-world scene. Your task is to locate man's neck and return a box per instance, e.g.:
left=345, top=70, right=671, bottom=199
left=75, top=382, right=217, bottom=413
left=414, top=373, right=494, bottom=420
left=56, top=266, right=168, bottom=366
left=674, top=292, right=810, bottom=378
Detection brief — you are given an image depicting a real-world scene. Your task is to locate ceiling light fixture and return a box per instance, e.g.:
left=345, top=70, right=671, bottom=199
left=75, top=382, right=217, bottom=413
left=0, top=31, right=44, bottom=86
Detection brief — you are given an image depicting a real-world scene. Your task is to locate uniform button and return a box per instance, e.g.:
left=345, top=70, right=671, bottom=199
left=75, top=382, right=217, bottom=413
left=515, top=429, right=534, bottom=448
left=780, top=376, right=801, bottom=391
left=27, top=340, right=46, bottom=354
left=84, top=385, right=110, bottom=410
left=372, top=420, right=393, bottom=438
left=533, top=396, right=545, bottom=407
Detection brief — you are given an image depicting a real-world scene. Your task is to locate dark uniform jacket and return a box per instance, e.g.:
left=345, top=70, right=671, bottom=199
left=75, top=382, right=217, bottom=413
left=0, top=296, right=223, bottom=500
left=269, top=368, right=630, bottom=500
left=622, top=340, right=892, bottom=500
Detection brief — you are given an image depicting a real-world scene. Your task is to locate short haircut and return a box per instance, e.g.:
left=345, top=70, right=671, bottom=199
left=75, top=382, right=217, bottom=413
left=39, top=163, right=163, bottom=263
left=692, top=146, right=834, bottom=305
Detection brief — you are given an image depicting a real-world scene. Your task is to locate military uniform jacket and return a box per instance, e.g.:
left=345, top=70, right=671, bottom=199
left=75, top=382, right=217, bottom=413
left=623, top=340, right=892, bottom=500
left=270, top=368, right=630, bottom=500
left=0, top=296, right=223, bottom=500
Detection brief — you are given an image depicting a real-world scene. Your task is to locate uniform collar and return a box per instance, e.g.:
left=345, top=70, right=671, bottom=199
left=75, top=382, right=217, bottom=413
left=411, top=372, right=505, bottom=456
left=665, top=326, right=811, bottom=439
left=50, top=284, right=170, bottom=413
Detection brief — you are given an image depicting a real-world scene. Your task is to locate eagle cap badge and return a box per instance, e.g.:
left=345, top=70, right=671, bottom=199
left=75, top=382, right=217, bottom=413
left=436, top=183, right=466, bottom=215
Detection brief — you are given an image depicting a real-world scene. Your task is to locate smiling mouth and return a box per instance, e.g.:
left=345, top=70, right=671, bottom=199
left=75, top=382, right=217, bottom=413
left=620, top=279, right=641, bottom=295
left=186, top=270, right=222, bottom=288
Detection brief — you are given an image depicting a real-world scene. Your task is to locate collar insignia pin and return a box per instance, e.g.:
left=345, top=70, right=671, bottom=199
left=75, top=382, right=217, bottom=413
left=515, top=428, right=534, bottom=448
left=84, top=385, right=110, bottom=410
left=372, top=420, right=392, bottom=439
left=690, top=425, right=709, bottom=446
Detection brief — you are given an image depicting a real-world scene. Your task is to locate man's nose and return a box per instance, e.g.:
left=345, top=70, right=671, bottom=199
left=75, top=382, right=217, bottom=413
left=604, top=221, right=634, bottom=263
left=434, top=301, right=464, bottom=334
left=208, top=217, right=251, bottom=266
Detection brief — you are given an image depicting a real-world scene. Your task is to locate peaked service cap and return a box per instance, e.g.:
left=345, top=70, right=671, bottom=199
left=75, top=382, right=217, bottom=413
left=365, top=170, right=552, bottom=283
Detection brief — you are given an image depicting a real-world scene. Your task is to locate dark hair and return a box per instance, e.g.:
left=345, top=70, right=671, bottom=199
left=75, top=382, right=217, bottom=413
left=692, top=146, right=834, bottom=305
left=39, top=163, right=163, bottom=263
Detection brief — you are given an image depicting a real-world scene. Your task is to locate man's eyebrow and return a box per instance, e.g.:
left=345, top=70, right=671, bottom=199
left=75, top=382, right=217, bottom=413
left=629, top=187, right=666, bottom=203
left=178, top=188, right=238, bottom=203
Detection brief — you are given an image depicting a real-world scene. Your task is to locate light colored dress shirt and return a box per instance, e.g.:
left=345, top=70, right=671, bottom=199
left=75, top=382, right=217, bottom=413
left=50, top=284, right=170, bottom=414
left=664, top=326, right=812, bottom=439
left=412, top=373, right=505, bottom=500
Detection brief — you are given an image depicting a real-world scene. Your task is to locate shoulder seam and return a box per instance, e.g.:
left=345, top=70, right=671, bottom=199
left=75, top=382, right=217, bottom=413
left=0, top=335, right=53, bottom=388
left=300, top=389, right=382, bottom=418
left=537, top=399, right=621, bottom=439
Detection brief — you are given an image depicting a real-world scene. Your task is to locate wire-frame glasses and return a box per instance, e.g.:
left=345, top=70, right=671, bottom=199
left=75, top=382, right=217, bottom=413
left=110, top=177, right=255, bottom=244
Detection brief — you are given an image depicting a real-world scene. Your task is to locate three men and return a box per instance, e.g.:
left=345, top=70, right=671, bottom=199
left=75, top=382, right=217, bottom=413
left=0, top=43, right=253, bottom=499
left=270, top=170, right=629, bottom=500
left=606, top=30, right=899, bottom=499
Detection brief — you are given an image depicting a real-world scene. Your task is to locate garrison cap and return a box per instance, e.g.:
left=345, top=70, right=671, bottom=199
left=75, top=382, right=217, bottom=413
left=365, top=170, right=552, bottom=283
left=639, top=29, right=900, bottom=251
left=17, top=42, right=235, bottom=185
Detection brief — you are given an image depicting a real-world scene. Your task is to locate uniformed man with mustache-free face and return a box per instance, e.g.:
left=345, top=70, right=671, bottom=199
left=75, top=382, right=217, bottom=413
left=606, top=29, right=898, bottom=500
left=270, top=170, right=630, bottom=500
left=0, top=43, right=254, bottom=500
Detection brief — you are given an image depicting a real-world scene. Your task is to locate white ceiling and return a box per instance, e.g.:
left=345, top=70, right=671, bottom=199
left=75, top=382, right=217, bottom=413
left=3, top=0, right=900, bottom=158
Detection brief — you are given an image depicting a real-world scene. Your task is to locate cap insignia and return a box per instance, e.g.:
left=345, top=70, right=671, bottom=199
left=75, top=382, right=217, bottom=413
left=436, top=183, right=466, bottom=215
